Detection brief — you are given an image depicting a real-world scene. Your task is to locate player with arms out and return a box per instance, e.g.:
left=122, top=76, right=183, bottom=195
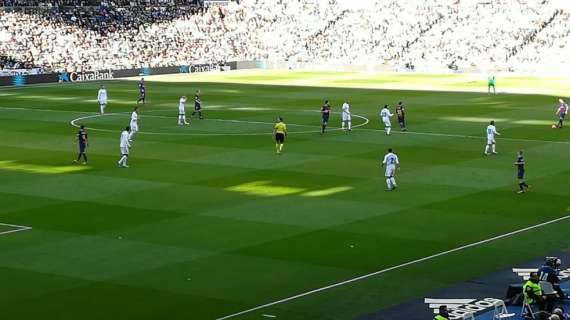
left=117, top=126, right=131, bottom=168
left=380, top=104, right=393, bottom=135
left=484, top=120, right=500, bottom=155
left=396, top=101, right=407, bottom=131
left=488, top=75, right=496, bottom=95
left=555, top=98, right=568, bottom=128
left=178, top=96, right=190, bottom=125
left=136, top=78, right=146, bottom=104
left=97, top=85, right=108, bottom=114
left=128, top=106, right=139, bottom=141
left=341, top=99, right=352, bottom=132
left=192, top=90, right=203, bottom=119
left=274, top=117, right=287, bottom=155
left=73, top=125, right=88, bottom=165
left=514, top=150, right=530, bottom=194
left=381, top=148, right=400, bottom=191
left=321, top=100, right=331, bottom=134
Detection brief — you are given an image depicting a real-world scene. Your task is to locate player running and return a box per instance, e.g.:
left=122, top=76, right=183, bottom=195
left=117, top=126, right=131, bottom=168
left=136, top=78, right=146, bottom=104
left=484, top=120, right=500, bottom=155
left=192, top=90, right=203, bottom=119
left=341, top=100, right=352, bottom=131
left=555, top=98, right=568, bottom=128
left=128, top=106, right=139, bottom=141
left=488, top=75, right=496, bottom=95
left=73, top=125, right=88, bottom=165
left=97, top=85, right=108, bottom=114
left=274, top=117, right=287, bottom=155
left=381, top=148, right=400, bottom=191
left=514, top=150, right=530, bottom=194
left=396, top=101, right=407, bottom=131
left=321, top=100, right=331, bottom=134
left=178, top=96, right=190, bottom=125
left=380, top=104, right=393, bottom=135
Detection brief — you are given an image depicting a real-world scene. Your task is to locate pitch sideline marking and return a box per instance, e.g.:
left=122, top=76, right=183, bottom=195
left=215, top=214, right=570, bottom=320
left=0, top=223, right=32, bottom=237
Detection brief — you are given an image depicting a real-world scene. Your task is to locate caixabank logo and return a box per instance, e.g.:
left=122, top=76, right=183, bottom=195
left=59, top=70, right=114, bottom=82
left=425, top=297, right=503, bottom=319
left=13, top=74, right=26, bottom=86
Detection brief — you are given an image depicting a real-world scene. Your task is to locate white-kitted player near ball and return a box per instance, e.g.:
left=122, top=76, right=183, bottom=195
left=97, top=85, right=108, bottom=114
left=484, top=120, right=500, bottom=155
left=380, top=104, right=394, bottom=135
left=178, top=96, right=190, bottom=125
left=341, top=100, right=352, bottom=131
left=128, top=106, right=139, bottom=141
left=381, top=148, right=400, bottom=191
left=117, top=126, right=131, bottom=168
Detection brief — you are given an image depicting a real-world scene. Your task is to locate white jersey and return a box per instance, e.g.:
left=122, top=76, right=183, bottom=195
left=380, top=108, right=392, bottom=120
left=97, top=89, right=107, bottom=104
left=382, top=152, right=399, bottom=177
left=178, top=97, right=187, bottom=114
left=130, top=111, right=138, bottom=124
left=486, top=125, right=498, bottom=140
left=120, top=130, right=130, bottom=148
left=342, top=103, right=351, bottom=121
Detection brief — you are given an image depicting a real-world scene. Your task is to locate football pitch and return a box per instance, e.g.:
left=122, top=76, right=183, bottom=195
left=1, top=71, right=570, bottom=320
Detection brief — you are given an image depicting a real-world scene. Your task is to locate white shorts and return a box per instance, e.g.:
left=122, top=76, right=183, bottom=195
left=487, top=138, right=495, bottom=145
left=179, top=108, right=185, bottom=115
left=383, top=119, right=391, bottom=127
left=385, top=165, right=396, bottom=177
left=342, top=113, right=351, bottom=121
left=99, top=100, right=107, bottom=105
left=130, top=122, right=138, bottom=132
left=120, top=147, right=129, bottom=155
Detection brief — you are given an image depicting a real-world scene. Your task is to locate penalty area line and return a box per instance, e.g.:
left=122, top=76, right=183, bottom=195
left=215, top=214, right=570, bottom=320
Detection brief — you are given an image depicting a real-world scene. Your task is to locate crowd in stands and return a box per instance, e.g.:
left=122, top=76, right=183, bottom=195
left=0, top=0, right=569, bottom=74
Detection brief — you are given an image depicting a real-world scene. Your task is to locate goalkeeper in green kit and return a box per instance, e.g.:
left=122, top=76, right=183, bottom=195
left=488, top=75, right=496, bottom=95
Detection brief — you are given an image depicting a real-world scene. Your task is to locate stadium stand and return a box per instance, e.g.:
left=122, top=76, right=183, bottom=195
left=0, top=0, right=569, bottom=73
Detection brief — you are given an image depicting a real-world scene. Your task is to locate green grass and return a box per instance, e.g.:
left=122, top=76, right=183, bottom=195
left=1, top=71, right=570, bottom=320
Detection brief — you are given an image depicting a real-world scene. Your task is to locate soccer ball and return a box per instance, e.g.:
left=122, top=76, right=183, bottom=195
left=552, top=124, right=558, bottom=129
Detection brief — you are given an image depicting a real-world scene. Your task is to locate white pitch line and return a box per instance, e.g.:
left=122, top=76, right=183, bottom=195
left=215, top=214, right=570, bottom=320
left=0, top=223, right=32, bottom=236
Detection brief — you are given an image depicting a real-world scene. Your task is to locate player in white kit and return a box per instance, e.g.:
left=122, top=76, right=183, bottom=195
left=128, top=106, right=139, bottom=141
left=341, top=100, right=352, bottom=131
left=117, top=126, right=131, bottom=168
left=381, top=148, right=400, bottom=190
left=97, top=85, right=108, bottom=114
left=380, top=105, right=393, bottom=135
left=178, top=96, right=190, bottom=125
left=484, top=120, right=500, bottom=155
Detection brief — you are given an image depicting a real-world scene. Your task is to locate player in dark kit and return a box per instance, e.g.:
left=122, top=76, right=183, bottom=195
left=74, top=125, right=88, bottom=164
left=192, top=90, right=203, bottom=119
left=514, top=150, right=530, bottom=194
left=136, top=78, right=146, bottom=104
left=396, top=101, right=407, bottom=131
left=321, top=100, right=331, bottom=134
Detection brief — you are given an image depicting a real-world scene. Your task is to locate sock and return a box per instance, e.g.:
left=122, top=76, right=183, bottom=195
left=558, top=120, right=563, bottom=127
left=276, top=144, right=279, bottom=153
left=390, top=177, right=397, bottom=187
left=82, top=154, right=88, bottom=162
left=183, top=115, right=188, bottom=124
left=386, top=178, right=392, bottom=189
left=348, top=121, right=352, bottom=130
left=77, top=153, right=82, bottom=161
left=118, top=155, right=126, bottom=165
left=522, top=182, right=529, bottom=188
left=492, top=144, right=496, bottom=153
left=279, top=144, right=283, bottom=152
left=519, top=183, right=525, bottom=191
left=485, top=145, right=490, bottom=154
left=322, top=125, right=325, bottom=133
left=199, top=111, right=203, bottom=119
left=100, top=105, right=105, bottom=114
left=387, top=127, right=391, bottom=135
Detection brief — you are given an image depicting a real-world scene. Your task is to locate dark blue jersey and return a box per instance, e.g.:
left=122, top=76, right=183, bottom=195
left=538, top=265, right=559, bottom=283
left=194, top=94, right=201, bottom=108
left=139, top=82, right=145, bottom=94
left=78, top=129, right=87, bottom=144
left=516, top=155, right=525, bottom=171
